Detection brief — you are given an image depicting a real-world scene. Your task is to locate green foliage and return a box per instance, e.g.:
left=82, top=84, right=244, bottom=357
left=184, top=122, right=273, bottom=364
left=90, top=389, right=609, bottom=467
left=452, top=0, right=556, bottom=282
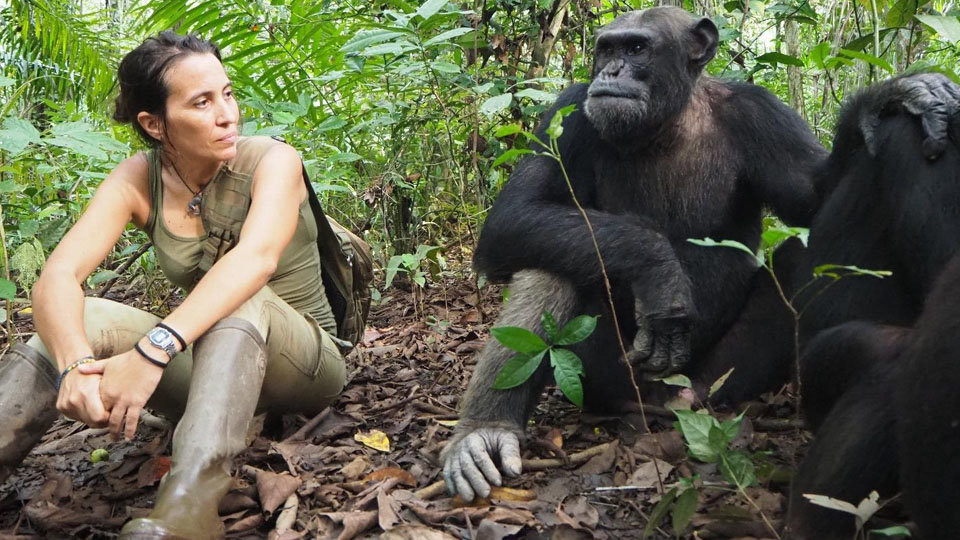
left=492, top=311, right=596, bottom=408
left=384, top=244, right=444, bottom=288
left=10, top=237, right=44, bottom=293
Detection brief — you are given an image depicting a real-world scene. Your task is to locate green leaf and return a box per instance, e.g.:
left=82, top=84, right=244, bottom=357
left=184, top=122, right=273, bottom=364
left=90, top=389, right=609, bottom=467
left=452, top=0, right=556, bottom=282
left=643, top=487, right=678, bottom=539
left=514, top=88, right=557, bottom=102
left=761, top=226, right=808, bottom=249
left=755, top=52, right=805, bottom=67
left=385, top=255, right=405, bottom=288
left=0, top=76, right=14, bottom=87
left=340, top=30, right=407, bottom=53
left=0, top=117, right=42, bottom=155
left=0, top=180, right=19, bottom=193
left=495, top=124, right=523, bottom=137
left=430, top=61, right=461, bottom=74
left=541, top=311, right=560, bottom=343
left=660, top=374, right=693, bottom=388
left=813, top=264, right=892, bottom=279
left=423, top=27, right=474, bottom=47
left=555, top=315, right=598, bottom=345
left=493, top=351, right=547, bottom=389
left=839, top=49, right=895, bottom=74
left=915, top=15, right=960, bottom=43
left=808, top=42, right=831, bottom=70
left=550, top=348, right=585, bottom=407
left=719, top=412, right=745, bottom=442
left=90, top=269, right=120, bottom=286
left=492, top=148, right=532, bottom=168
left=688, top=237, right=762, bottom=266
left=671, top=487, right=699, bottom=534
left=673, top=409, right=721, bottom=462
left=480, top=93, right=513, bottom=116
left=361, top=41, right=416, bottom=57
left=491, top=326, right=548, bottom=354
left=870, top=525, right=912, bottom=537
left=0, top=279, right=15, bottom=300
left=720, top=451, right=757, bottom=487
left=414, top=0, right=448, bottom=20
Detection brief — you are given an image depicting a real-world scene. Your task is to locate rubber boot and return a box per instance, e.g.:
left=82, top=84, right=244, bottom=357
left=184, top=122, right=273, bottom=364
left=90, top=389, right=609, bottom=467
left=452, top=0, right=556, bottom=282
left=0, top=343, right=59, bottom=485
left=119, top=318, right=267, bottom=540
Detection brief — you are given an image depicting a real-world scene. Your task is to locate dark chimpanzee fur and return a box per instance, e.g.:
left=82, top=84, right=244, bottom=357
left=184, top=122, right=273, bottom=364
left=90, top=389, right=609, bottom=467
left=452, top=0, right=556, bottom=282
left=786, top=106, right=960, bottom=538
left=441, top=6, right=960, bottom=505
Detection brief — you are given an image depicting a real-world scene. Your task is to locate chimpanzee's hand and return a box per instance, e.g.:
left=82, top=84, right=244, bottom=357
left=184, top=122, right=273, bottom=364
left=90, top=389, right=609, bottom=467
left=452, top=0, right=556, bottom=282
left=862, top=73, right=960, bottom=159
left=441, top=423, right=523, bottom=501
left=627, top=309, right=692, bottom=378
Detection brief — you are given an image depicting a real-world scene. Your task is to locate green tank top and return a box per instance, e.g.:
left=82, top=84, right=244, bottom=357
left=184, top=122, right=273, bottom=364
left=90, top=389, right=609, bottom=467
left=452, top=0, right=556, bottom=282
left=143, top=137, right=338, bottom=334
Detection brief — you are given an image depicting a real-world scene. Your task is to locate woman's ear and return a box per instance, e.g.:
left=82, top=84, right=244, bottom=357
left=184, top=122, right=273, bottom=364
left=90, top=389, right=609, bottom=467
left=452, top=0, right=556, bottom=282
left=137, top=111, right=163, bottom=142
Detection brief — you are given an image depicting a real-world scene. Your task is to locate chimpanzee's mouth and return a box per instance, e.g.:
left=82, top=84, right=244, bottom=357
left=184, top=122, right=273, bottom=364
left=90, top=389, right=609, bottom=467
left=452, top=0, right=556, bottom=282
left=588, top=83, right=640, bottom=99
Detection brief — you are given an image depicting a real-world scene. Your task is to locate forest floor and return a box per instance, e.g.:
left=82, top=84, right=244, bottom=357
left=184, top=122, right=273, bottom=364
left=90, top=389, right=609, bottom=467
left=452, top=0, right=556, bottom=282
left=0, top=264, right=821, bottom=539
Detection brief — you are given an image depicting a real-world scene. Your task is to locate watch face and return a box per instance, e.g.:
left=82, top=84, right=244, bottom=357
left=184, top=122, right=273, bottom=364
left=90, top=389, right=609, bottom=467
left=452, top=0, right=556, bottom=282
left=148, top=328, right=177, bottom=354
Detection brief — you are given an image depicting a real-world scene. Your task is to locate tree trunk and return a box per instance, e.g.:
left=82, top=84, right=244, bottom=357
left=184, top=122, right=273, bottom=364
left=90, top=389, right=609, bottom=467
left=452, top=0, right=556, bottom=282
left=785, top=19, right=805, bottom=121
left=525, top=0, right=571, bottom=80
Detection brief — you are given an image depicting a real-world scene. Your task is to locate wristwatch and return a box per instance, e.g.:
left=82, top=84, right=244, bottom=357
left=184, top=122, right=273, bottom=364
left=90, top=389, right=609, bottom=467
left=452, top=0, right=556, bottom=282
left=146, top=327, right=180, bottom=360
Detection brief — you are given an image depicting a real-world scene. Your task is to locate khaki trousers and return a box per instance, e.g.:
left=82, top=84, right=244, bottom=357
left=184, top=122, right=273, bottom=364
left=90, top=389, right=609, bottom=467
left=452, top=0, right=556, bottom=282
left=27, top=286, right=346, bottom=420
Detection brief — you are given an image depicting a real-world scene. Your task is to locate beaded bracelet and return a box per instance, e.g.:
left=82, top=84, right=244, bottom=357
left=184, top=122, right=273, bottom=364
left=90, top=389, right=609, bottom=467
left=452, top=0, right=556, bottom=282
left=56, top=355, right=96, bottom=390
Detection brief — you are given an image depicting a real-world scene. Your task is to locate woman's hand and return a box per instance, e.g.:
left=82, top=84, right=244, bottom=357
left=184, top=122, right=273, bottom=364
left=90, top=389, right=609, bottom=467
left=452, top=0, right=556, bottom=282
left=56, top=371, right=110, bottom=428
left=77, top=350, right=165, bottom=440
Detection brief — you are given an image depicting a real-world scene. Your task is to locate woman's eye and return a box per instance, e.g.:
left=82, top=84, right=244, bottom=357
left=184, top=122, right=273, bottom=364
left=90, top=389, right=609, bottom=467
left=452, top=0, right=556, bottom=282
left=195, top=99, right=208, bottom=108
left=224, top=90, right=234, bottom=99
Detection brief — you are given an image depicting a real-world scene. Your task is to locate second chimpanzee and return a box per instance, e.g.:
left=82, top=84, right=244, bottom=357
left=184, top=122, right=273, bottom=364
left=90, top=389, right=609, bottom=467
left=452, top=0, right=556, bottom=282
left=442, top=7, right=959, bottom=501
left=786, top=106, right=960, bottom=537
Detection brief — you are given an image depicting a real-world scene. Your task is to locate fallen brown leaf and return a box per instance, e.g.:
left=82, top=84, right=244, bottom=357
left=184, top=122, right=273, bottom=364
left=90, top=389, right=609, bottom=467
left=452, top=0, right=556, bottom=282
left=363, top=467, right=417, bottom=487
left=451, top=486, right=537, bottom=507
left=341, top=456, right=370, bottom=479
left=136, top=456, right=171, bottom=488
left=253, top=468, right=302, bottom=514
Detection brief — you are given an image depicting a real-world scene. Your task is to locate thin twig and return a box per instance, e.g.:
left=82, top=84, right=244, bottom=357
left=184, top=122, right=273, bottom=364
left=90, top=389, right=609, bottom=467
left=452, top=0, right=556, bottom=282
left=97, top=242, right=152, bottom=297
left=413, top=441, right=617, bottom=500
left=283, top=407, right=332, bottom=442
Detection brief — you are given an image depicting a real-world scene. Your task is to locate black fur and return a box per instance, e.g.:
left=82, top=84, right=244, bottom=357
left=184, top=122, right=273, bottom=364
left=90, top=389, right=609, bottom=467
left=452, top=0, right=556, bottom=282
left=787, top=108, right=960, bottom=538
left=465, top=6, right=831, bottom=430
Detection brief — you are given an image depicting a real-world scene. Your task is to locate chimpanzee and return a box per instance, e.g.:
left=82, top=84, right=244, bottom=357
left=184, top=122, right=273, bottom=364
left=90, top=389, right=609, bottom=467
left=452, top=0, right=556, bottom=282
left=442, top=6, right=960, bottom=502
left=786, top=107, right=960, bottom=536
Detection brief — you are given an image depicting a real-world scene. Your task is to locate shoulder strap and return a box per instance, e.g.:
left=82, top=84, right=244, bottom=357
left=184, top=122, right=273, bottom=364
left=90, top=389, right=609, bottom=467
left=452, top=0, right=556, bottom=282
left=300, top=165, right=352, bottom=329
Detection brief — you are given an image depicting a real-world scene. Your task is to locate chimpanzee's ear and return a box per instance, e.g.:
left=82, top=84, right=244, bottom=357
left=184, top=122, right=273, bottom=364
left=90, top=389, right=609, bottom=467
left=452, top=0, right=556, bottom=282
left=689, top=17, right=718, bottom=70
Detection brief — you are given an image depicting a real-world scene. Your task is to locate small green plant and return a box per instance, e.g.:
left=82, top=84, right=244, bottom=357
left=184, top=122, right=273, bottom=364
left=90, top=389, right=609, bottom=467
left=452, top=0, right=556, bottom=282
left=491, top=310, right=597, bottom=408
left=384, top=244, right=444, bottom=288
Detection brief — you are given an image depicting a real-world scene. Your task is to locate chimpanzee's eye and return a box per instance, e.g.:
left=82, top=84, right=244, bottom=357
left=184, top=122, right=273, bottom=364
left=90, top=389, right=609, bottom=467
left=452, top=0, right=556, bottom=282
left=628, top=43, right=644, bottom=55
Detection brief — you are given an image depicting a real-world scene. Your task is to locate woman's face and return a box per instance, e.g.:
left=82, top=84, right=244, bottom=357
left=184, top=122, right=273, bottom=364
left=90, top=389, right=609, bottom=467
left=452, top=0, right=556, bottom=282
left=158, top=52, right=239, bottom=164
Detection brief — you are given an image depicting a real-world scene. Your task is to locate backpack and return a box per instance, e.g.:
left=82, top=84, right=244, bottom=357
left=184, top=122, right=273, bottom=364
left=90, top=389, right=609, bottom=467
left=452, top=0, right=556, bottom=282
left=302, top=168, right=373, bottom=349
left=197, top=137, right=373, bottom=349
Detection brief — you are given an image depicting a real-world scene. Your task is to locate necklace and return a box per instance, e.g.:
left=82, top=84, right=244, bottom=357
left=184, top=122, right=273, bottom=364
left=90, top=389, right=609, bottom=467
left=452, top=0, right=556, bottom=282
left=165, top=156, right=205, bottom=216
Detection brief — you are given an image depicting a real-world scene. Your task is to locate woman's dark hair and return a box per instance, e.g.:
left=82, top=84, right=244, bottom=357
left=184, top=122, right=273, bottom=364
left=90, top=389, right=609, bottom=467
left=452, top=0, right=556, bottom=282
left=113, top=31, right=222, bottom=146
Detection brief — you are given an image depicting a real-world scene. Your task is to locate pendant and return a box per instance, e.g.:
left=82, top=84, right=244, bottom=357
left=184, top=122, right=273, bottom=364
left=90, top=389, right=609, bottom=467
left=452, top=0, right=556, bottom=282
left=187, top=193, right=203, bottom=216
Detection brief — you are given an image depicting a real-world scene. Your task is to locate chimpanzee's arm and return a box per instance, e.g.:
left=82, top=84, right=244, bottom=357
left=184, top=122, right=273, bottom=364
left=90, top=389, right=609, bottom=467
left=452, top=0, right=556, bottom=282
left=722, top=83, right=828, bottom=226
left=475, top=86, right=692, bottom=318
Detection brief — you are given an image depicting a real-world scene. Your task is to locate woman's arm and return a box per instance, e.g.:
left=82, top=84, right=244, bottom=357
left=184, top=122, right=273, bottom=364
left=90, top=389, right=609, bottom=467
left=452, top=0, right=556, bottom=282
left=87, top=142, right=306, bottom=439
left=32, top=155, right=148, bottom=368
left=31, top=154, right=148, bottom=427
left=161, top=141, right=305, bottom=341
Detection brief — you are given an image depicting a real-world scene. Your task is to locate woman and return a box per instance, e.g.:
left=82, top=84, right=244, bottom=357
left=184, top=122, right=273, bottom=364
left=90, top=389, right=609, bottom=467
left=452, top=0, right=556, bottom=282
left=0, top=32, right=346, bottom=539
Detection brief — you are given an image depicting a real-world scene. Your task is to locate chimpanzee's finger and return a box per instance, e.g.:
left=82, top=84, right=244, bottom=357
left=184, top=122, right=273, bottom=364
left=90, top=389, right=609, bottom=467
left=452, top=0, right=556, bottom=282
left=452, top=454, right=477, bottom=501
left=458, top=452, right=492, bottom=499
left=468, top=440, right=503, bottom=488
